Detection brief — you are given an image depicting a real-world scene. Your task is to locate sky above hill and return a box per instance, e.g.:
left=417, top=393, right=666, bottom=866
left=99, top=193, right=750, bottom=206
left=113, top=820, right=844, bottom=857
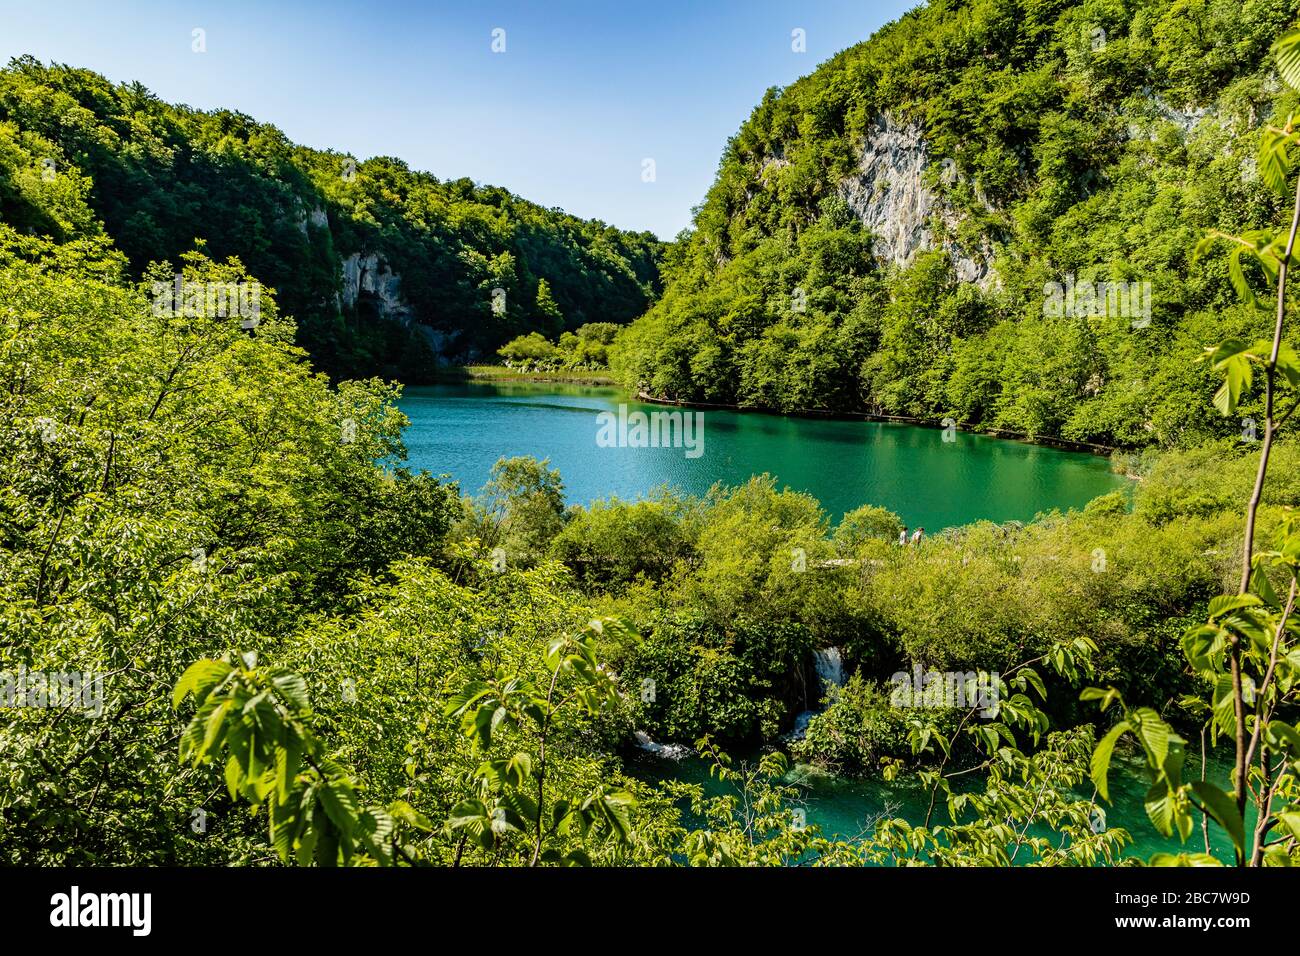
left=0, top=0, right=915, bottom=238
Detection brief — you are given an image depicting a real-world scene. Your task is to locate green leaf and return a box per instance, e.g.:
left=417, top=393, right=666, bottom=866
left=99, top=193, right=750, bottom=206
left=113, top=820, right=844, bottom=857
left=197, top=699, right=233, bottom=763
left=1182, top=624, right=1228, bottom=672
left=1080, top=686, right=1121, bottom=711
left=1148, top=852, right=1224, bottom=867
left=270, top=794, right=297, bottom=863
left=1131, top=707, right=1175, bottom=771
left=1091, top=721, right=1130, bottom=802
left=1144, top=782, right=1179, bottom=838
left=276, top=736, right=302, bottom=803
left=317, top=779, right=358, bottom=837
left=1208, top=593, right=1263, bottom=618
left=356, top=807, right=394, bottom=864
left=1250, top=564, right=1282, bottom=609
left=601, top=791, right=634, bottom=841
left=224, top=754, right=243, bottom=800
left=499, top=789, right=539, bottom=826
left=315, top=817, right=340, bottom=867
left=1265, top=719, right=1300, bottom=756
left=388, top=799, right=435, bottom=832
left=444, top=681, right=490, bottom=718
left=1276, top=344, right=1300, bottom=390
left=1211, top=674, right=1237, bottom=736
left=295, top=800, right=319, bottom=867
left=1259, top=128, right=1293, bottom=197
left=1208, top=340, right=1253, bottom=416
left=1190, top=781, right=1245, bottom=853
left=270, top=672, right=311, bottom=713
left=448, top=798, right=489, bottom=831
left=1018, top=667, right=1046, bottom=701
left=172, top=658, right=232, bottom=709
left=1276, top=809, right=1300, bottom=840
left=1275, top=28, right=1300, bottom=92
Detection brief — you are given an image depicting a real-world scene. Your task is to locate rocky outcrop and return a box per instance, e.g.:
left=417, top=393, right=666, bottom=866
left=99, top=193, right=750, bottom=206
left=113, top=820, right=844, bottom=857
left=1124, top=94, right=1217, bottom=142
left=297, top=205, right=329, bottom=236
left=1151, top=98, right=1212, bottom=137
left=835, top=113, right=995, bottom=286
left=415, top=325, right=463, bottom=362
left=340, top=252, right=411, bottom=323
left=339, top=253, right=467, bottom=362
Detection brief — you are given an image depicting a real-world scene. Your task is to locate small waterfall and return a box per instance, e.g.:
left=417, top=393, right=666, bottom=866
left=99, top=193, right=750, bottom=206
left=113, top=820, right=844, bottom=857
left=786, top=710, right=816, bottom=740
left=786, top=646, right=845, bottom=743
left=633, top=729, right=690, bottom=761
left=813, top=647, right=845, bottom=693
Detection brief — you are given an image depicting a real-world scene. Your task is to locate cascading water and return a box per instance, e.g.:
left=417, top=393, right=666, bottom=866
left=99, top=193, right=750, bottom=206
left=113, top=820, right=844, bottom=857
left=786, top=646, right=846, bottom=742
left=633, top=648, right=845, bottom=756
left=633, top=729, right=691, bottom=761
left=813, top=647, right=844, bottom=691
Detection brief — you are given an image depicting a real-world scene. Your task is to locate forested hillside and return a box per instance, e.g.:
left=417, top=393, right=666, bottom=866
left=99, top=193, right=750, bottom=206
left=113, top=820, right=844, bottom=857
left=0, top=56, right=663, bottom=380
left=613, top=0, right=1299, bottom=449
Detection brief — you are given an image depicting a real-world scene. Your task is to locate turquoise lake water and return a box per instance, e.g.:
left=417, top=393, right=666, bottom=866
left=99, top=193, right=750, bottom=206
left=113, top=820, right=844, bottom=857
left=398, top=381, right=1125, bottom=526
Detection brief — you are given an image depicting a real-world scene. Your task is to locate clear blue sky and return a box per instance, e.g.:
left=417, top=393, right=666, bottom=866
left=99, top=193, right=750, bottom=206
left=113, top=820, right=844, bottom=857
left=0, top=0, right=917, bottom=238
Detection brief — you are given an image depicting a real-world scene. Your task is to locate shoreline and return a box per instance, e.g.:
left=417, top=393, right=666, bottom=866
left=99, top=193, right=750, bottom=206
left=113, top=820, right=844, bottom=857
left=443, top=365, right=618, bottom=387
left=633, top=390, right=1121, bottom=458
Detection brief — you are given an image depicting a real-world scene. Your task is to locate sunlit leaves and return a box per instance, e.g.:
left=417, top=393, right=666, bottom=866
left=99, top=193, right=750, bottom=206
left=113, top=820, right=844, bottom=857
left=172, top=652, right=391, bottom=867
left=441, top=618, right=639, bottom=865
left=1274, top=28, right=1300, bottom=92
left=1197, top=337, right=1300, bottom=417
left=1089, top=719, right=1130, bottom=802
left=1195, top=232, right=1291, bottom=313
left=1148, top=852, right=1224, bottom=867
left=1205, top=340, right=1254, bottom=416
left=1259, top=128, right=1294, bottom=197
left=1084, top=692, right=1195, bottom=846
left=171, top=659, right=233, bottom=710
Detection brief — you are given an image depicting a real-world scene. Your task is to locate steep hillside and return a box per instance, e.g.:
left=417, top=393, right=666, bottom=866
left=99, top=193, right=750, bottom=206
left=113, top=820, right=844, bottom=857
left=0, top=57, right=663, bottom=380
left=613, top=0, right=1300, bottom=449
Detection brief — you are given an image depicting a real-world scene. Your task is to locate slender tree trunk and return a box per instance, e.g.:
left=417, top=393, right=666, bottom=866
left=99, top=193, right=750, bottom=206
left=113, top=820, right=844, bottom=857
left=529, top=665, right=562, bottom=867
left=1232, top=167, right=1300, bottom=864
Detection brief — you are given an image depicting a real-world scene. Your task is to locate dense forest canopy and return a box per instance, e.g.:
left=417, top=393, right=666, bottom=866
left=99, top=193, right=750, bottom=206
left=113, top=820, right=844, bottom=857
left=611, top=0, right=1300, bottom=450
left=0, top=55, right=663, bottom=381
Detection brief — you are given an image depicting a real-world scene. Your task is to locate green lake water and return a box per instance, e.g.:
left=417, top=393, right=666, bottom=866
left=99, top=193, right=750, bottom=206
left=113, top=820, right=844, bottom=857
left=398, top=381, right=1218, bottom=862
left=397, top=381, right=1124, bottom=526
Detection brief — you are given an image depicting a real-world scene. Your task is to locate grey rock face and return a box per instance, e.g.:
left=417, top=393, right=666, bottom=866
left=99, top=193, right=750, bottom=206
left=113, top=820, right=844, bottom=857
left=293, top=203, right=329, bottom=237
left=340, top=252, right=411, bottom=322
left=835, top=113, right=995, bottom=286
left=1150, top=96, right=1212, bottom=137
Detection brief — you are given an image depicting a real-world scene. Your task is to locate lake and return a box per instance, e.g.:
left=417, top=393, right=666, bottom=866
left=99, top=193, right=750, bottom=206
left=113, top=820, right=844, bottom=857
left=398, top=381, right=1125, bottom=526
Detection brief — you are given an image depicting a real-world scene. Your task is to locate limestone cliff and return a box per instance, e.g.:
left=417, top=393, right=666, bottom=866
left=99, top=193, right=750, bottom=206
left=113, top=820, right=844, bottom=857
left=834, top=113, right=996, bottom=286
left=340, top=252, right=412, bottom=323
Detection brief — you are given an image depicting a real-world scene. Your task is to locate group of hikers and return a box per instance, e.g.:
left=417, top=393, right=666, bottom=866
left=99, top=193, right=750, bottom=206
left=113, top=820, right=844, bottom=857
left=898, top=525, right=925, bottom=547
